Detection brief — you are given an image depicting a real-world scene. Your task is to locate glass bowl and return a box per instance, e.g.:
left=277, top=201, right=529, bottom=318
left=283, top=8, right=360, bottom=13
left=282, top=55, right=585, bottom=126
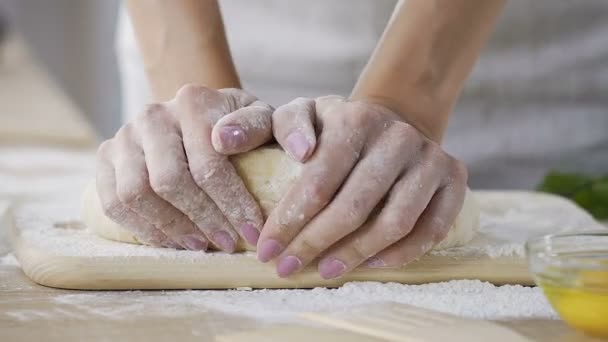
left=526, top=232, right=608, bottom=338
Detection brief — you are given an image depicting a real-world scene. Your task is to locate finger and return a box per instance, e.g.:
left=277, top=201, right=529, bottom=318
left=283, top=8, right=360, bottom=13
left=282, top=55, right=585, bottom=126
left=257, top=102, right=371, bottom=264
left=272, top=97, right=317, bottom=162
left=273, top=123, right=417, bottom=278
left=135, top=104, right=240, bottom=252
left=218, top=88, right=259, bottom=109
left=175, top=85, right=264, bottom=247
left=315, top=158, right=442, bottom=279
left=95, top=141, right=174, bottom=248
left=113, top=119, right=209, bottom=251
left=212, top=100, right=274, bottom=155
left=368, top=173, right=468, bottom=268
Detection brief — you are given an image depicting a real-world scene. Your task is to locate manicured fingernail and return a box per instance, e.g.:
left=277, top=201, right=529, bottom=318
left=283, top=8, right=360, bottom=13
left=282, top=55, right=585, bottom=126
left=365, top=256, right=386, bottom=268
left=319, top=257, right=347, bottom=279
left=257, top=239, right=282, bottom=262
left=212, top=231, right=236, bottom=252
left=180, top=235, right=208, bottom=251
left=285, top=131, right=309, bottom=161
left=162, top=240, right=183, bottom=249
left=220, top=125, right=246, bottom=149
left=240, top=223, right=260, bottom=246
left=277, top=255, right=302, bottom=278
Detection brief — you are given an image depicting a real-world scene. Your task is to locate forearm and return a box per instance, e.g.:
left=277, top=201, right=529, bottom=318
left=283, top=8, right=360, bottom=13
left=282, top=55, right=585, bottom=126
left=127, top=0, right=240, bottom=101
left=351, top=0, right=505, bottom=142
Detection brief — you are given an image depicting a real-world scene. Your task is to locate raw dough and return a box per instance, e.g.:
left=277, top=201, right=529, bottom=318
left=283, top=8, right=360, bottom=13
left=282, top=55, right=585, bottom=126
left=82, top=145, right=479, bottom=251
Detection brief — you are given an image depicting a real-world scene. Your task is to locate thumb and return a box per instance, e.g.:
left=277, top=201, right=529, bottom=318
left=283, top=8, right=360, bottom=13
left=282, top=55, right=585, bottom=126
left=211, top=100, right=273, bottom=155
left=272, top=97, right=317, bottom=162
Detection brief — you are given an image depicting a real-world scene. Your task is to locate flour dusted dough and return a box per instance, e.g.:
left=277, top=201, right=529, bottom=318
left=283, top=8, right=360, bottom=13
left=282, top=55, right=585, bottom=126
left=83, top=145, right=479, bottom=251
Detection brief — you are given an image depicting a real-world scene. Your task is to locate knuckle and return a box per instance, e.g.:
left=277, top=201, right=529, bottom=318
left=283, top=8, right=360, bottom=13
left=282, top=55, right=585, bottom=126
left=350, top=238, right=372, bottom=260
left=176, top=84, right=226, bottom=117
left=342, top=199, right=371, bottom=228
left=390, top=122, right=423, bottom=147
left=382, top=216, right=415, bottom=241
left=176, top=84, right=214, bottom=101
left=391, top=121, right=416, bottom=137
left=304, top=176, right=331, bottom=207
left=344, top=103, right=373, bottom=128
left=220, top=88, right=256, bottom=108
left=149, top=167, right=184, bottom=198
left=96, top=140, right=112, bottom=159
left=137, top=103, right=167, bottom=125
left=449, top=158, right=469, bottom=183
left=420, top=141, right=447, bottom=166
left=114, top=123, right=134, bottom=141
left=190, top=156, right=228, bottom=190
left=117, top=178, right=153, bottom=208
left=293, top=96, right=312, bottom=104
left=101, top=198, right=123, bottom=219
left=297, top=237, right=324, bottom=257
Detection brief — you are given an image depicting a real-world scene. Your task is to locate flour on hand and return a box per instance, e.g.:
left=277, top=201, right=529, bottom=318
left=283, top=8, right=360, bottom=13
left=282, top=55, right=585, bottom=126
left=82, top=145, right=480, bottom=252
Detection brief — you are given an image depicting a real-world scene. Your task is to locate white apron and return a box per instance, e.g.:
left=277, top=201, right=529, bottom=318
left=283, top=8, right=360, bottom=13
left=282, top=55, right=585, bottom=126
left=116, top=0, right=608, bottom=189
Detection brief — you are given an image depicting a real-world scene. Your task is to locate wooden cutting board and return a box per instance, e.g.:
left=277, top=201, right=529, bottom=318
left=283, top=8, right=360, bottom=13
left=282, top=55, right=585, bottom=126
left=9, top=191, right=604, bottom=290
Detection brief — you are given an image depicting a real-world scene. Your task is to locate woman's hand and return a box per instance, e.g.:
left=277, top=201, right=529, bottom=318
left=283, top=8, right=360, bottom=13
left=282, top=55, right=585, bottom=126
left=96, top=85, right=273, bottom=251
left=257, top=96, right=468, bottom=278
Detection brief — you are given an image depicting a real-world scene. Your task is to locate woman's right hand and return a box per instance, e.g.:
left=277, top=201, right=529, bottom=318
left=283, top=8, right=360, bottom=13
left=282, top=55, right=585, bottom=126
left=96, top=85, right=273, bottom=252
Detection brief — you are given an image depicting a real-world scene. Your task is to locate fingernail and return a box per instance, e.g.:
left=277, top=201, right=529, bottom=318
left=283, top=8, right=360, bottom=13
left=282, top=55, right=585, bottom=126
left=212, top=231, right=237, bottom=252
left=365, top=256, right=386, bottom=268
left=240, top=223, right=260, bottom=246
left=180, top=235, right=208, bottom=251
left=285, top=131, right=310, bottom=161
left=220, top=125, right=246, bottom=149
left=257, top=239, right=283, bottom=262
left=277, top=255, right=302, bottom=278
left=319, top=257, right=347, bottom=279
left=162, top=240, right=183, bottom=249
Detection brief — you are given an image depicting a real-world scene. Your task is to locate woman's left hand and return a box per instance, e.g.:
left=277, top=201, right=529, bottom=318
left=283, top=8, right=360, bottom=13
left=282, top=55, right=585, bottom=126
left=256, top=96, right=468, bottom=279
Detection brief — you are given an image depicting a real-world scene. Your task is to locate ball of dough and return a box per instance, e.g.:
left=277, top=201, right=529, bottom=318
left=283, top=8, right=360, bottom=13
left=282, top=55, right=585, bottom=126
left=82, top=145, right=479, bottom=251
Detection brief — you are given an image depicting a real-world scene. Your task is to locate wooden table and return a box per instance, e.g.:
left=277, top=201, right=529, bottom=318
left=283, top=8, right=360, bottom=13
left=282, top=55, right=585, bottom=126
left=0, top=34, right=604, bottom=342
left=0, top=264, right=604, bottom=342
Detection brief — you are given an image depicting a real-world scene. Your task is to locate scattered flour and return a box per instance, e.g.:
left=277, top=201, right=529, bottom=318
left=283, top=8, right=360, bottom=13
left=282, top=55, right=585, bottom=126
left=2, top=146, right=604, bottom=326
left=35, top=280, right=555, bottom=323
left=12, top=190, right=604, bottom=260
left=432, top=191, right=605, bottom=258
left=0, top=253, right=19, bottom=267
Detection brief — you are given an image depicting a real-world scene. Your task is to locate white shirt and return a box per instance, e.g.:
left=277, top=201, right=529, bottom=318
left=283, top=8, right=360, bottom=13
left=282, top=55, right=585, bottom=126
left=116, top=0, right=608, bottom=189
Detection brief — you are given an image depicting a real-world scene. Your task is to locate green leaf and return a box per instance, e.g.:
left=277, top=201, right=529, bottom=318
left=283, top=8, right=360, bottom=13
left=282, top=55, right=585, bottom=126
left=538, top=171, right=608, bottom=220
left=536, top=171, right=591, bottom=196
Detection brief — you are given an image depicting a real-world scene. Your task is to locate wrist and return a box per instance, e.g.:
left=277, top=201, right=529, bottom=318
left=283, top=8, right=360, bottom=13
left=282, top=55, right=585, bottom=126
left=350, top=84, right=453, bottom=143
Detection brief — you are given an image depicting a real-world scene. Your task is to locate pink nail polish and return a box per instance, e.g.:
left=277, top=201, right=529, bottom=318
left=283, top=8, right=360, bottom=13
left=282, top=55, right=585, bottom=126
left=285, top=132, right=309, bottom=161
left=220, top=125, right=246, bottom=149
left=277, top=255, right=302, bottom=278
left=162, top=240, right=183, bottom=249
left=180, top=235, right=208, bottom=251
left=365, top=256, right=386, bottom=268
left=240, top=223, right=260, bottom=245
left=257, top=239, right=282, bottom=262
left=319, top=257, right=347, bottom=279
left=212, top=231, right=236, bottom=252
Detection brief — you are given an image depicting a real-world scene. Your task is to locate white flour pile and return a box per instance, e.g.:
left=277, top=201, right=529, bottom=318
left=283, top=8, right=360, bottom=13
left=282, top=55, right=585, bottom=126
left=17, top=280, right=551, bottom=323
